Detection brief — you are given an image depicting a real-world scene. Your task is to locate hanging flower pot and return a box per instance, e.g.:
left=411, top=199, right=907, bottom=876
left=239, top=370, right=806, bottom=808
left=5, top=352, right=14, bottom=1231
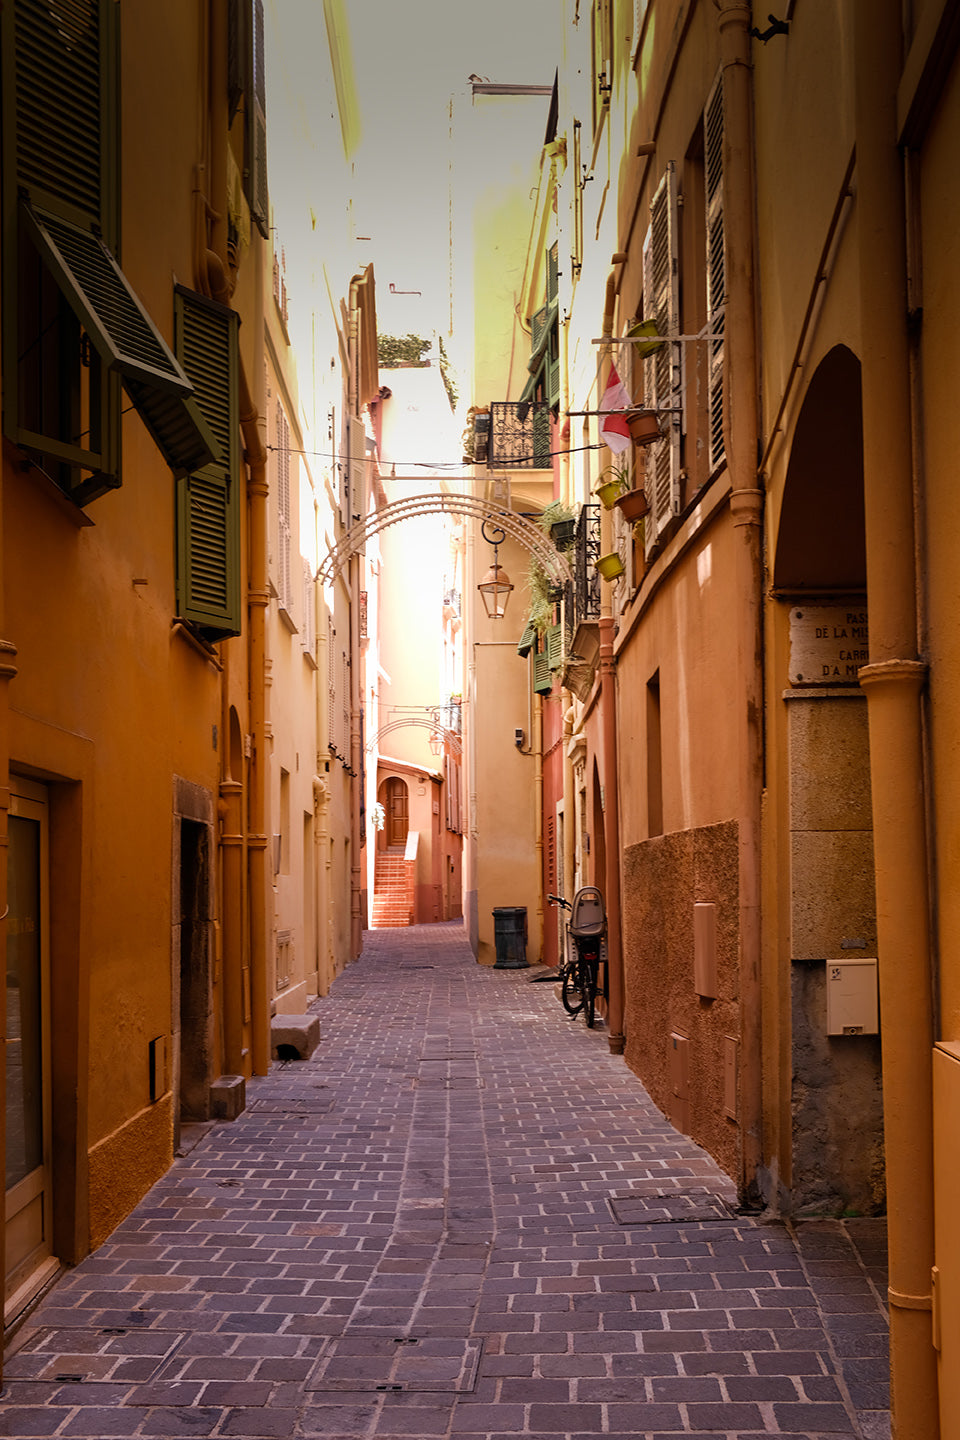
left=628, top=409, right=662, bottom=446
left=595, top=552, right=625, bottom=581
left=613, top=487, right=650, bottom=522
left=594, top=475, right=627, bottom=510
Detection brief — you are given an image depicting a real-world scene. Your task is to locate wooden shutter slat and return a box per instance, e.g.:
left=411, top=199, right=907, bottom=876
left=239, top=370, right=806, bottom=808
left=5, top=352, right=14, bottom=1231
left=175, top=290, right=242, bottom=638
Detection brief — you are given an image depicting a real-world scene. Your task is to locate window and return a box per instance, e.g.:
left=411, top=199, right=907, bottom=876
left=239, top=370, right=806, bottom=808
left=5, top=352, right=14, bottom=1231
left=1, top=0, right=214, bottom=503
left=174, top=288, right=242, bottom=640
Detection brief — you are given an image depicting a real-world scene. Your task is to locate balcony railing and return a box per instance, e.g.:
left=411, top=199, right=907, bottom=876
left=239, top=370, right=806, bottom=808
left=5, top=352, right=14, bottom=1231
left=488, top=401, right=552, bottom=469
left=574, top=503, right=601, bottom=625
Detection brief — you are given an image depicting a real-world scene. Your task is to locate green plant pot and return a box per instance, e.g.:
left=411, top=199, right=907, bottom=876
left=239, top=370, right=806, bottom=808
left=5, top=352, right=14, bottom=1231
left=594, top=479, right=625, bottom=510
left=595, top=552, right=625, bottom=581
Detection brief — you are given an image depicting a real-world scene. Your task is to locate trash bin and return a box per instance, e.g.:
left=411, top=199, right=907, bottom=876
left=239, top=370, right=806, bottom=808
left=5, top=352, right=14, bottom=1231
left=493, top=906, right=528, bottom=969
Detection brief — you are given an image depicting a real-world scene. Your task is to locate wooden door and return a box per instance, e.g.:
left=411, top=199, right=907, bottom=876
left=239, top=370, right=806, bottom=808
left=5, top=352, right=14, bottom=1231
left=385, top=777, right=408, bottom=848
left=6, top=777, right=55, bottom=1318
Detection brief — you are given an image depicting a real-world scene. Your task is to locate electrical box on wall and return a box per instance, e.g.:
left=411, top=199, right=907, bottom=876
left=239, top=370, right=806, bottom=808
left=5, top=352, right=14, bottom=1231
left=826, top=958, right=879, bottom=1035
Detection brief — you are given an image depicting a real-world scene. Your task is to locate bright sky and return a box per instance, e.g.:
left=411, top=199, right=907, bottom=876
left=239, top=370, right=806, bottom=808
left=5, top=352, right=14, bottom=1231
left=346, top=0, right=559, bottom=336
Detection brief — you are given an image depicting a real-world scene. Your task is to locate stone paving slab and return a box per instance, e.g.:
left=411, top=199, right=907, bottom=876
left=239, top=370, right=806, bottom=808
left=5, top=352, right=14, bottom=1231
left=1, top=921, right=890, bottom=1438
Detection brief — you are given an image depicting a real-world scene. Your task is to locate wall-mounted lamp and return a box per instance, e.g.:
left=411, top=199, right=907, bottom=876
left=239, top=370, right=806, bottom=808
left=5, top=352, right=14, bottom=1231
left=477, top=519, right=514, bottom=620
left=428, top=730, right=444, bottom=758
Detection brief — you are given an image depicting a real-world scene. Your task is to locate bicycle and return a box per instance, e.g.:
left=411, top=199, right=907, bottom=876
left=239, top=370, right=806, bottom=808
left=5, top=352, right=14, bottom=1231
left=547, top=886, right=606, bottom=1028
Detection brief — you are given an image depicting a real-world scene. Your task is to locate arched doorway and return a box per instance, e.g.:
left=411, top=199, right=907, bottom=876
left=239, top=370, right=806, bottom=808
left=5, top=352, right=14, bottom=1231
left=773, top=344, right=881, bottom=1215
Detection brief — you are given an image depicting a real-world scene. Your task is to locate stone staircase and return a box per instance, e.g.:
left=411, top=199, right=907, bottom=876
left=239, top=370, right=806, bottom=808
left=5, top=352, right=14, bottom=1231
left=371, top=845, right=415, bottom=928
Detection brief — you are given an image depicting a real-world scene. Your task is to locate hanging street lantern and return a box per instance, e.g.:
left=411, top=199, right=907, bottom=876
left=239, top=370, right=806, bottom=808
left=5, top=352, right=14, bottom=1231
left=477, top=519, right=514, bottom=620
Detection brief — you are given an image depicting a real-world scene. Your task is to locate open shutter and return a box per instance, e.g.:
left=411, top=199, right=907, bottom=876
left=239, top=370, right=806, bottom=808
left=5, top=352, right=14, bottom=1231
left=175, top=289, right=242, bottom=640
left=546, top=621, right=564, bottom=672
left=2, top=0, right=215, bottom=493
left=642, top=163, right=681, bottom=555
left=704, top=69, right=726, bottom=472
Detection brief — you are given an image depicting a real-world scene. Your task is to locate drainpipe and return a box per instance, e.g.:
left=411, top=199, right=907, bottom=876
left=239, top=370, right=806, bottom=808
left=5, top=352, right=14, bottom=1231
left=853, top=2, right=937, bottom=1434
left=239, top=361, right=271, bottom=1074
left=563, top=702, right=576, bottom=903
left=314, top=514, right=332, bottom=992
left=598, top=272, right=625, bottom=1055
left=534, top=691, right=544, bottom=954
left=347, top=277, right=365, bottom=959
left=716, top=0, right=763, bottom=1201
left=0, top=568, right=17, bottom=1394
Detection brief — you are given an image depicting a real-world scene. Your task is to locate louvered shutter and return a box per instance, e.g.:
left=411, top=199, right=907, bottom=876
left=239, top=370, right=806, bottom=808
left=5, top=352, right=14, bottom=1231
left=2, top=0, right=215, bottom=487
left=175, top=290, right=242, bottom=639
left=546, top=621, right=564, bottom=671
left=533, top=652, right=552, bottom=695
left=276, top=404, right=293, bottom=613
left=704, top=70, right=726, bottom=472
left=301, top=559, right=317, bottom=659
left=246, top=0, right=269, bottom=237
left=642, top=164, right=681, bottom=555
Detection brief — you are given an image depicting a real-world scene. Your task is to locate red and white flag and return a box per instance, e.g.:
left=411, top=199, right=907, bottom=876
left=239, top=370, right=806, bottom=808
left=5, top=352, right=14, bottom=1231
left=599, top=366, right=633, bottom=454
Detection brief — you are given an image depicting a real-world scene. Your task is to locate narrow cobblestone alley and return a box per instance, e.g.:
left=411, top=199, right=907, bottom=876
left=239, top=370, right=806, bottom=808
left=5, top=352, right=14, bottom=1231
left=1, top=924, right=890, bottom=1439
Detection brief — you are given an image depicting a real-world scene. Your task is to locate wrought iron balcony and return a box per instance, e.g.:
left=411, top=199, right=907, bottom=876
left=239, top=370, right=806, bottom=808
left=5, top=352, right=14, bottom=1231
left=487, top=401, right=552, bottom=469
left=574, top=503, right=601, bottom=626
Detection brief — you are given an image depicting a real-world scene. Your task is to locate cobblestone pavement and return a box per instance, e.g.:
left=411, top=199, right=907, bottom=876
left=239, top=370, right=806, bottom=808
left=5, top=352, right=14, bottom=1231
left=1, top=922, right=890, bottom=1439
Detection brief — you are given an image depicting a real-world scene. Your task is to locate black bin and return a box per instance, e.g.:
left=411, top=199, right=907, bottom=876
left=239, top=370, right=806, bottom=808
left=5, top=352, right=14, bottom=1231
left=493, top=906, right=528, bottom=969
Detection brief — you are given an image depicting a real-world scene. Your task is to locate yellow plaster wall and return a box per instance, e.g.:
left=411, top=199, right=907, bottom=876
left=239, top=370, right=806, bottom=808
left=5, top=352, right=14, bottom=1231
left=87, top=1096, right=174, bottom=1251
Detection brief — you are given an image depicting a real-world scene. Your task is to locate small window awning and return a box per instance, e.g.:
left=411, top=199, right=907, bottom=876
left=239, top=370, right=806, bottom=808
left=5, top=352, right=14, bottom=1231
left=22, top=203, right=219, bottom=474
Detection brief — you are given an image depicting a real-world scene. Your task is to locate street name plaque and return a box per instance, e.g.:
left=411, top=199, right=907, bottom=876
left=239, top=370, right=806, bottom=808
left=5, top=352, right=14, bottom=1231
left=789, top=606, right=869, bottom=686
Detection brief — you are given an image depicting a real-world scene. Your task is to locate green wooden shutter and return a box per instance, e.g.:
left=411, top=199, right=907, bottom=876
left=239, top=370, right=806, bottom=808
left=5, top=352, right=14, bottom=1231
left=704, top=69, right=725, bottom=472
left=175, top=289, right=242, bottom=639
left=2, top=0, right=214, bottom=493
left=245, top=0, right=269, bottom=236
left=6, top=0, right=114, bottom=237
left=546, top=621, right=564, bottom=671
left=517, top=619, right=537, bottom=658
left=533, top=648, right=552, bottom=695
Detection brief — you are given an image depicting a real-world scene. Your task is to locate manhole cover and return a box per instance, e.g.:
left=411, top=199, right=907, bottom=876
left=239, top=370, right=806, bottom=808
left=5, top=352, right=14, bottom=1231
left=308, top=1334, right=482, bottom=1393
left=4, top=1328, right=185, bottom=1383
left=608, top=1189, right=737, bottom=1225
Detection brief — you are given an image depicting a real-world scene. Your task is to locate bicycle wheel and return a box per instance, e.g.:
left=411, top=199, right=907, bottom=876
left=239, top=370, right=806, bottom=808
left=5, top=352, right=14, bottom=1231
left=561, top=960, right=585, bottom=1016
left=581, top=956, right=596, bottom=1028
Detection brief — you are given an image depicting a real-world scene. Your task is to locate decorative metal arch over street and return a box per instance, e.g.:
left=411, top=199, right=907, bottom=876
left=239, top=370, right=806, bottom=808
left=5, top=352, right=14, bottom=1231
left=368, top=717, right=463, bottom=757
left=316, top=493, right=571, bottom=588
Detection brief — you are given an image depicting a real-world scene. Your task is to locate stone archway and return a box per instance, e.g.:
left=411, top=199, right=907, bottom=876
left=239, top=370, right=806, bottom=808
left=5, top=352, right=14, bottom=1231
left=773, top=344, right=882, bottom=1216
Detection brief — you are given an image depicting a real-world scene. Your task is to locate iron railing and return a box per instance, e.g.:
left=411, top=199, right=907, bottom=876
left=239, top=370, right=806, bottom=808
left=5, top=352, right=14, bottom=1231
left=574, top=503, right=601, bottom=626
left=488, top=401, right=552, bottom=469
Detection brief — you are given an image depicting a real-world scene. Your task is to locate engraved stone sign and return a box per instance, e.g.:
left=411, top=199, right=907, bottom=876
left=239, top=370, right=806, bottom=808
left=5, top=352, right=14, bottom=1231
left=789, top=606, right=869, bottom=685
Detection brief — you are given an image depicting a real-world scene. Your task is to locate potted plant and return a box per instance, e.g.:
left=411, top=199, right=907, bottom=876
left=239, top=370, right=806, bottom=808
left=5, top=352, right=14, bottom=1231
left=593, top=460, right=631, bottom=510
